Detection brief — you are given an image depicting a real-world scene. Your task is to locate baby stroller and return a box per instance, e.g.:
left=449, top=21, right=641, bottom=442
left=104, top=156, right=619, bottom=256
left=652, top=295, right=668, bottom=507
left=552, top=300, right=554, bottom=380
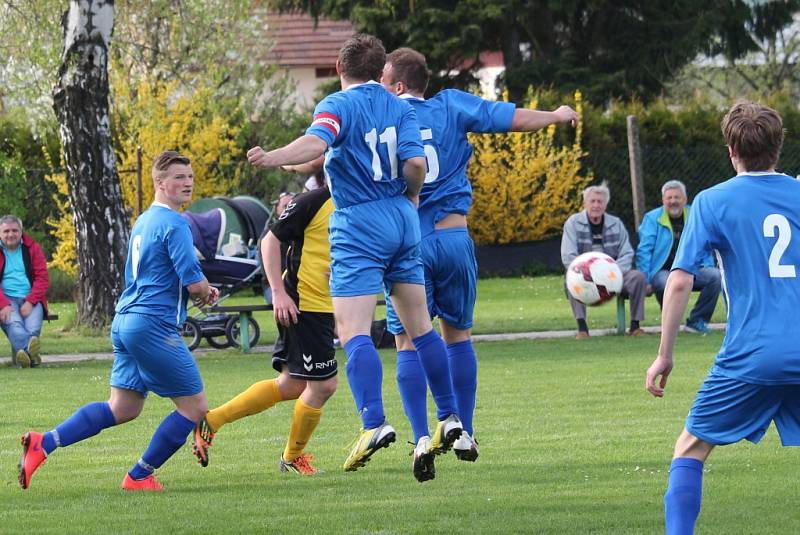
left=179, top=196, right=273, bottom=351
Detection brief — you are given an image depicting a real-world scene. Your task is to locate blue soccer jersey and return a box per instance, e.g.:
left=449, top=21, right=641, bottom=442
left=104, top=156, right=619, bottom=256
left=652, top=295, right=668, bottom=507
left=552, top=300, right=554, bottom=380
left=306, top=81, right=425, bottom=209
left=115, top=203, right=205, bottom=328
left=402, top=89, right=516, bottom=235
left=673, top=172, right=800, bottom=384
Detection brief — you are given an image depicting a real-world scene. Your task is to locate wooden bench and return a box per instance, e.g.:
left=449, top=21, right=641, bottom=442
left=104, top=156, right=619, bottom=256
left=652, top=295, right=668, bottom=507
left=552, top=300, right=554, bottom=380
left=205, top=304, right=272, bottom=353
left=46, top=314, right=59, bottom=321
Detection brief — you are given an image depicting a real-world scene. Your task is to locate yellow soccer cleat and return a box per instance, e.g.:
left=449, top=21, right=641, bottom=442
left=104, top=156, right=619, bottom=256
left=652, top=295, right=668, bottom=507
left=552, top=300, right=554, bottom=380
left=343, top=422, right=396, bottom=472
left=429, top=414, right=463, bottom=456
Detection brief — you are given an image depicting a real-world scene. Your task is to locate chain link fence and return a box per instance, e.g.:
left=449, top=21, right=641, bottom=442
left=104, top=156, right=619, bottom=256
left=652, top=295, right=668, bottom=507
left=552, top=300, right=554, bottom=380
left=584, top=143, right=800, bottom=237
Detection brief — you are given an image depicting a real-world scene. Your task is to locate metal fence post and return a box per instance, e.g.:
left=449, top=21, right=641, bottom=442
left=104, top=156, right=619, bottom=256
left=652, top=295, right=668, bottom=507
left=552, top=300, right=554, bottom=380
left=626, top=116, right=646, bottom=230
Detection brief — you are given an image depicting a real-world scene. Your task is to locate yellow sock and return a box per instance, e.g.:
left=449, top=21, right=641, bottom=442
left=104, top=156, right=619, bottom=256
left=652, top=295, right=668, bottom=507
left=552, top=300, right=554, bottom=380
left=207, top=379, right=283, bottom=432
left=283, top=398, right=322, bottom=462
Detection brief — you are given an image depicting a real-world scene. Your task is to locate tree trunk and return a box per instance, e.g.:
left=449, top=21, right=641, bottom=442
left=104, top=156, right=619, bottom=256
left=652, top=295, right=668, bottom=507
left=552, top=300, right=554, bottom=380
left=52, top=0, right=129, bottom=328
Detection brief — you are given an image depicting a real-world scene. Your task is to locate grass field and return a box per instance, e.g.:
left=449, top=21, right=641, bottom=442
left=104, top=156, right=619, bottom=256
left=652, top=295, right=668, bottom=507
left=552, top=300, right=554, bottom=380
left=2, top=332, right=797, bottom=534
left=0, top=275, right=727, bottom=356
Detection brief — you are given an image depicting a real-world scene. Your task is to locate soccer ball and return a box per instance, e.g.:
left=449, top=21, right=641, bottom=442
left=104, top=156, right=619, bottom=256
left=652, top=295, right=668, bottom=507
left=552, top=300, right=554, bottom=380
left=566, top=252, right=623, bottom=306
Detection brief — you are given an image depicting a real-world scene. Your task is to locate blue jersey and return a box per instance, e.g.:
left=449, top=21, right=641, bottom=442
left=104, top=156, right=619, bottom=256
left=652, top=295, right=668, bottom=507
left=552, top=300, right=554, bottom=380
left=402, top=89, right=515, bottom=235
left=673, top=172, right=800, bottom=384
left=115, top=203, right=205, bottom=328
left=306, top=81, right=424, bottom=209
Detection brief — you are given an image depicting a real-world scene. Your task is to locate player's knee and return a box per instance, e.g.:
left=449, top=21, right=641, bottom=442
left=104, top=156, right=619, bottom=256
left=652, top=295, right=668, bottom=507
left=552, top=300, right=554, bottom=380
left=312, top=376, right=338, bottom=401
left=109, top=402, right=143, bottom=424
left=673, top=429, right=713, bottom=461
left=278, top=376, right=307, bottom=400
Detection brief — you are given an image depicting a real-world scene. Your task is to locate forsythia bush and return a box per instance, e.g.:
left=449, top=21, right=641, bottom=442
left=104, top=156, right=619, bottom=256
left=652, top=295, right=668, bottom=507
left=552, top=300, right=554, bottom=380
left=114, top=76, right=242, bottom=216
left=43, top=150, right=77, bottom=276
left=469, top=90, right=592, bottom=245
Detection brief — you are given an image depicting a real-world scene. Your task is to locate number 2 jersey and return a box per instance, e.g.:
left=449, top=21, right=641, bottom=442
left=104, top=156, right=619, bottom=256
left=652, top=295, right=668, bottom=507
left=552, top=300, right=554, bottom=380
left=673, top=173, right=800, bottom=384
left=401, top=89, right=516, bottom=236
left=306, top=81, right=424, bottom=209
left=115, top=203, right=205, bottom=328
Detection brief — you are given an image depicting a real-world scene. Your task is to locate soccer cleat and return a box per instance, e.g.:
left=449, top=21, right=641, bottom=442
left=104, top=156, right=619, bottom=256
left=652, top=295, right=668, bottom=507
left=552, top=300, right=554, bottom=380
left=15, top=349, right=30, bottom=368
left=27, top=336, right=41, bottom=367
left=575, top=331, right=590, bottom=340
left=343, top=422, right=396, bottom=472
left=685, top=319, right=711, bottom=334
left=411, top=436, right=435, bottom=483
left=191, top=417, right=215, bottom=467
left=121, top=473, right=164, bottom=492
left=18, top=432, right=47, bottom=489
left=280, top=453, right=320, bottom=475
left=429, top=414, right=463, bottom=456
left=453, top=431, right=479, bottom=462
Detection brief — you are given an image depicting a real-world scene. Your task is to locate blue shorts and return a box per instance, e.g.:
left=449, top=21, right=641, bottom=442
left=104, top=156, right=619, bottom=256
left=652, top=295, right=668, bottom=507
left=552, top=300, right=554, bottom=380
left=386, top=227, right=477, bottom=335
left=329, top=196, right=424, bottom=297
left=110, top=313, right=204, bottom=398
left=686, top=366, right=800, bottom=446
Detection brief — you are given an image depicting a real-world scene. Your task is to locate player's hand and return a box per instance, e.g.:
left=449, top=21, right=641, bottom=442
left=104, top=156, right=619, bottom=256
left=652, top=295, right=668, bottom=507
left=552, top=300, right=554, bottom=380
left=281, top=164, right=296, bottom=173
left=272, top=291, right=300, bottom=327
left=247, top=146, right=273, bottom=168
left=204, top=286, right=220, bottom=307
left=554, top=105, right=579, bottom=128
left=19, top=301, right=33, bottom=318
left=646, top=355, right=673, bottom=397
left=0, top=305, right=12, bottom=323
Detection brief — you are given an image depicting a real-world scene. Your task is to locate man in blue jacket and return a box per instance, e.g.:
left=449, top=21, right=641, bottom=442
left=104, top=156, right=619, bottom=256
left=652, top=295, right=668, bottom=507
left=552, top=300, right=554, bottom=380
left=636, top=180, right=721, bottom=333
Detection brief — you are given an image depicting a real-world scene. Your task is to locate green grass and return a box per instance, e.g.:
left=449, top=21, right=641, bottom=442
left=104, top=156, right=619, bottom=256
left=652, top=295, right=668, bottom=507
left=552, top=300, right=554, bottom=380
left=1, top=276, right=727, bottom=357
left=1, top=333, right=797, bottom=534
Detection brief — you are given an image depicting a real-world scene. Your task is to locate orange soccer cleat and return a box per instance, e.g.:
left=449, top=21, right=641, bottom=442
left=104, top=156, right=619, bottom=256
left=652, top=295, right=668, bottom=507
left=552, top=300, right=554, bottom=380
left=18, top=432, right=47, bottom=489
left=121, top=473, right=164, bottom=492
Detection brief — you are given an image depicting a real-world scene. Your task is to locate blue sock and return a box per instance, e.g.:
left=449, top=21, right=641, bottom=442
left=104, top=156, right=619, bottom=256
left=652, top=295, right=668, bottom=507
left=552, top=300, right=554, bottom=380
left=664, top=457, right=704, bottom=535
left=42, top=401, right=117, bottom=454
left=396, top=350, right=429, bottom=442
left=447, top=340, right=477, bottom=435
left=344, top=335, right=385, bottom=429
left=412, top=330, right=457, bottom=421
left=128, top=410, right=195, bottom=480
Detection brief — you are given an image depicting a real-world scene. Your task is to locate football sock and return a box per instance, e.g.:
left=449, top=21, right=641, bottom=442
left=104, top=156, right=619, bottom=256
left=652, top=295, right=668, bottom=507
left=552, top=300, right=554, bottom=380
left=42, top=401, right=116, bottom=454
left=129, top=410, right=195, bottom=480
left=447, top=340, right=477, bottom=436
left=283, top=397, right=322, bottom=462
left=664, top=457, right=704, bottom=535
left=396, top=349, right=429, bottom=442
left=344, top=335, right=385, bottom=429
left=412, top=329, right=458, bottom=421
left=207, top=379, right=283, bottom=432
left=630, top=320, right=640, bottom=331
left=577, top=318, right=589, bottom=332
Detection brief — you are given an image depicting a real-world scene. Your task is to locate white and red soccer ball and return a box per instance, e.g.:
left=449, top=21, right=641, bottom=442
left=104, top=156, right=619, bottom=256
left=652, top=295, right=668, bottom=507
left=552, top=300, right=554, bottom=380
left=566, top=252, right=623, bottom=306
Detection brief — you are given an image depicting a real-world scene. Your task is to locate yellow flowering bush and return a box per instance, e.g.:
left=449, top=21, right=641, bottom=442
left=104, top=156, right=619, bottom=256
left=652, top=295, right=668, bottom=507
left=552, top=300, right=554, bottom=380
left=43, top=150, right=77, bottom=277
left=469, top=90, right=592, bottom=245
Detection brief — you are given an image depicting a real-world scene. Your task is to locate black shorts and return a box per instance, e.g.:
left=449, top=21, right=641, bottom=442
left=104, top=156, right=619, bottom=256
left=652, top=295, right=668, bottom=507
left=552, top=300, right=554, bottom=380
left=272, top=311, right=337, bottom=380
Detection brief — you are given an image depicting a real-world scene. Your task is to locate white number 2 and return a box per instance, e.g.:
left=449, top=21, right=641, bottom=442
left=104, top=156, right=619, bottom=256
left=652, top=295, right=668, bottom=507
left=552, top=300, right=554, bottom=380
left=364, top=127, right=398, bottom=181
left=763, top=213, right=796, bottom=278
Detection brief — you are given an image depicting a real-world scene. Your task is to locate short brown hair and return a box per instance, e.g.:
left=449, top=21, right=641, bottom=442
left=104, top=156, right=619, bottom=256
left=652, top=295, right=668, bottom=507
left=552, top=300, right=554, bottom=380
left=385, top=47, right=431, bottom=93
left=338, top=34, right=385, bottom=82
left=721, top=100, right=784, bottom=172
left=152, top=150, right=191, bottom=178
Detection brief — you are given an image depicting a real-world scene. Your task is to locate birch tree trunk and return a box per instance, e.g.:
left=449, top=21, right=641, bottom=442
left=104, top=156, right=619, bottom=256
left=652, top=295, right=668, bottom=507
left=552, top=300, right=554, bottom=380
left=52, top=0, right=129, bottom=328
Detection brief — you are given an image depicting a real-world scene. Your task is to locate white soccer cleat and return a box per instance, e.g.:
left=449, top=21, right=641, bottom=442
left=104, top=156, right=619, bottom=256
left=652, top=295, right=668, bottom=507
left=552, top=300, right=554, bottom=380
left=412, top=436, right=435, bottom=482
left=453, top=431, right=479, bottom=462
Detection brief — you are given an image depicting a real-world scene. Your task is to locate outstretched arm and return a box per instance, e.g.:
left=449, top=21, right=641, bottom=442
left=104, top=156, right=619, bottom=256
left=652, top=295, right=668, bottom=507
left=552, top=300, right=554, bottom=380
left=646, top=269, right=694, bottom=397
left=282, top=154, right=326, bottom=175
left=510, top=105, right=579, bottom=131
left=248, top=135, right=328, bottom=169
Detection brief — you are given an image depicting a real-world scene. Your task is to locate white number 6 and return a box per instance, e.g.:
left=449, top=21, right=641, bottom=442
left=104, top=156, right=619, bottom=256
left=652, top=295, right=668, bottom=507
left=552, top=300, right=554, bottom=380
left=763, top=213, right=796, bottom=278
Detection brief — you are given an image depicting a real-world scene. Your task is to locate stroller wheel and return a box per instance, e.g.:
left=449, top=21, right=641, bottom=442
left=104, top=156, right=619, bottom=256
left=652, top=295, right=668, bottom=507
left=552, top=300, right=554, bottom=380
left=225, top=315, right=261, bottom=349
left=181, top=318, right=202, bottom=351
left=206, top=335, right=231, bottom=349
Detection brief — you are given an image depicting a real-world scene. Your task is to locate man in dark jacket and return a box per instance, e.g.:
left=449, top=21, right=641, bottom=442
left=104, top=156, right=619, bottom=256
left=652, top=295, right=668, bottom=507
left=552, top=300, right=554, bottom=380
left=0, top=215, right=49, bottom=367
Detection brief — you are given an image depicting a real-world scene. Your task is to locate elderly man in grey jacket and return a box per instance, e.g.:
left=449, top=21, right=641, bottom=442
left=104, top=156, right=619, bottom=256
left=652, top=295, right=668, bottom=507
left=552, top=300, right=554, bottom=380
left=561, top=182, right=647, bottom=339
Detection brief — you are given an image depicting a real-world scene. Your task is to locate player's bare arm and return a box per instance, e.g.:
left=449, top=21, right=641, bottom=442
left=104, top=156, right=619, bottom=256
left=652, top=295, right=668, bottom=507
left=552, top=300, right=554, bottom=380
left=187, top=279, right=219, bottom=307
left=510, top=105, right=579, bottom=131
left=646, top=269, right=694, bottom=397
left=248, top=135, right=328, bottom=169
left=261, top=231, right=300, bottom=326
left=402, top=155, right=427, bottom=203
left=282, top=154, right=325, bottom=174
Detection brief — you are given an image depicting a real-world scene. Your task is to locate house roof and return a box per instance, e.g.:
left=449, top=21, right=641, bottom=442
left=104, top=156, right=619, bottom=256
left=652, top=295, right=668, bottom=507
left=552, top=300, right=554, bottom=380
left=265, top=12, right=355, bottom=67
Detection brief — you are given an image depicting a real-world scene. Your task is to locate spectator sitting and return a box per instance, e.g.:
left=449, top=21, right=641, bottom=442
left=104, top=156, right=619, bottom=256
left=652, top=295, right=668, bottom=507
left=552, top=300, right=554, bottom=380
left=561, top=182, right=647, bottom=339
left=636, top=180, right=721, bottom=334
left=0, top=215, right=49, bottom=368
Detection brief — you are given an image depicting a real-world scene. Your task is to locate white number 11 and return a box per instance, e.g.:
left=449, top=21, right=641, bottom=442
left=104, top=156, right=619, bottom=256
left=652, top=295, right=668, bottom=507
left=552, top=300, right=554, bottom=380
left=364, top=127, right=398, bottom=181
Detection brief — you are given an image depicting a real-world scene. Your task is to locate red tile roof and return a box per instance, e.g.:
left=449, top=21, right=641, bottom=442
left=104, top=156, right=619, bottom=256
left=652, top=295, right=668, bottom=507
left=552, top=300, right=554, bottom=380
left=265, top=12, right=356, bottom=67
